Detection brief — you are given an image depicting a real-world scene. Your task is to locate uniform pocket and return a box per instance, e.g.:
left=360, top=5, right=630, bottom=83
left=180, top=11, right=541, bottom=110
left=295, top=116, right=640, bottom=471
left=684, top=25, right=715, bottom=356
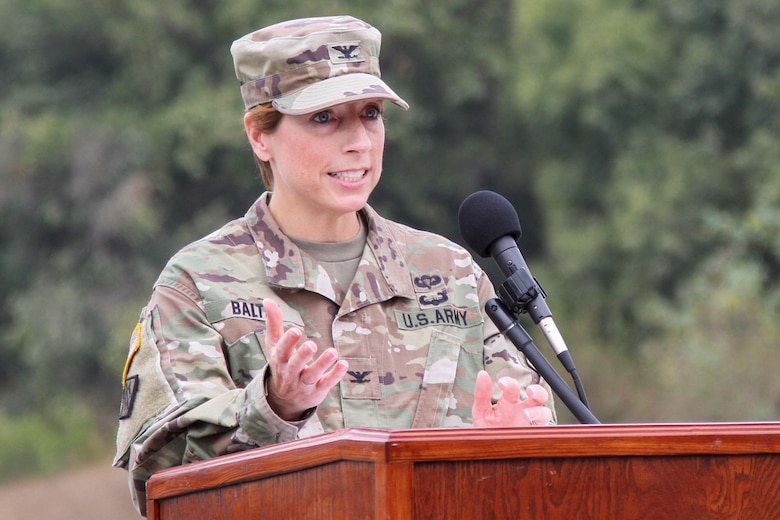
left=411, top=329, right=463, bottom=428
left=340, top=358, right=381, bottom=399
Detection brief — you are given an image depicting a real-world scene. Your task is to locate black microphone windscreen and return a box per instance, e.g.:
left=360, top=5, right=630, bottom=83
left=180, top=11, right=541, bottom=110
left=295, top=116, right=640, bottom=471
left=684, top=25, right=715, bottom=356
left=458, top=190, right=522, bottom=258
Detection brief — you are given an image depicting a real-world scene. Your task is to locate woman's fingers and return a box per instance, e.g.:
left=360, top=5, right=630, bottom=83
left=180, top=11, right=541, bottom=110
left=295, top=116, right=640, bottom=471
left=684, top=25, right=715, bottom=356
left=472, top=374, right=552, bottom=427
left=497, top=376, right=522, bottom=403
left=524, top=384, right=549, bottom=407
left=524, top=404, right=553, bottom=426
left=263, top=298, right=284, bottom=345
left=471, top=370, right=494, bottom=420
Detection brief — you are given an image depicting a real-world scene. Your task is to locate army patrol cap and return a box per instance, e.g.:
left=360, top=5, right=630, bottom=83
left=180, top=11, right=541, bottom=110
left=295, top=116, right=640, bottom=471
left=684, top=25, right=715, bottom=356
left=231, top=15, right=410, bottom=114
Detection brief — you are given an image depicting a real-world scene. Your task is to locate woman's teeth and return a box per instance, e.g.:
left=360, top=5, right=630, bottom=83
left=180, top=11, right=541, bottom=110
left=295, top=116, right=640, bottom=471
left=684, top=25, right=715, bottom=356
left=329, top=170, right=366, bottom=182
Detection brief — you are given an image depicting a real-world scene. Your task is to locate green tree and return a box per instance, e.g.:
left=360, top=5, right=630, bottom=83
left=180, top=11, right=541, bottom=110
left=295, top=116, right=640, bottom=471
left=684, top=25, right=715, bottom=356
left=512, top=0, right=780, bottom=340
left=2, top=0, right=779, bottom=467
left=0, top=0, right=549, bottom=475
left=511, top=0, right=780, bottom=422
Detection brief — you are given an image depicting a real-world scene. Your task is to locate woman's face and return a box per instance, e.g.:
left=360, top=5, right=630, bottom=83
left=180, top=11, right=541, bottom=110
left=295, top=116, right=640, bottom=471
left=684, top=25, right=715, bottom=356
left=249, top=99, right=386, bottom=238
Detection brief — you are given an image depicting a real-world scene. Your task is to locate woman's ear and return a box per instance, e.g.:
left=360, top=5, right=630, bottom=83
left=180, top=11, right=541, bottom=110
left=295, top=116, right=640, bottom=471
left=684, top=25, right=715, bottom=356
left=244, top=112, right=272, bottom=162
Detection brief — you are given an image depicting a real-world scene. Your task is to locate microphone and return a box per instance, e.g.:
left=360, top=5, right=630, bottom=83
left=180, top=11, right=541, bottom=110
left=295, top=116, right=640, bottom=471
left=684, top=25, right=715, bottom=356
left=457, top=191, right=576, bottom=375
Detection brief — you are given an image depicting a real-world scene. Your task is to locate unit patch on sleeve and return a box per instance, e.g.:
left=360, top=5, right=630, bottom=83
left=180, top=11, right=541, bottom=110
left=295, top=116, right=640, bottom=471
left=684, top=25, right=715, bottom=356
left=119, top=374, right=139, bottom=420
left=121, top=322, right=142, bottom=384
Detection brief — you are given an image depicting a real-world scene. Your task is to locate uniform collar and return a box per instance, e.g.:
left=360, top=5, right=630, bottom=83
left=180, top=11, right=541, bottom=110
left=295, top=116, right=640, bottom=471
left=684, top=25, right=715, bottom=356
left=245, top=192, right=416, bottom=303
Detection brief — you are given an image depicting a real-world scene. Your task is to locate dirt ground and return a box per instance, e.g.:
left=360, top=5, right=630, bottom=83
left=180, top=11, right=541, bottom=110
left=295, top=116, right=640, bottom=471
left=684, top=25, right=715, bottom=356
left=0, top=461, right=141, bottom=520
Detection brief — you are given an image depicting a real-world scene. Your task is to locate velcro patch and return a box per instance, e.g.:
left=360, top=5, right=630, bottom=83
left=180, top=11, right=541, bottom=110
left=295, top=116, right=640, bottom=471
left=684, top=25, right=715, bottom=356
left=394, top=306, right=481, bottom=330
left=119, top=375, right=139, bottom=420
left=340, top=358, right=380, bottom=399
left=328, top=41, right=364, bottom=63
left=122, top=322, right=142, bottom=384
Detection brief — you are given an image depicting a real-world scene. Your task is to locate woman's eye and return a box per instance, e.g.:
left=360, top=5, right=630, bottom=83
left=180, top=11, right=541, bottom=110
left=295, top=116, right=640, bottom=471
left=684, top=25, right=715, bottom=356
left=312, top=111, right=331, bottom=123
left=364, top=106, right=381, bottom=119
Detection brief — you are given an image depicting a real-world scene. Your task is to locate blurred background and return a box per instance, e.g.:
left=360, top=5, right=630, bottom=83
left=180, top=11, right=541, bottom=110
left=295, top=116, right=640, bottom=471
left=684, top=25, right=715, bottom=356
left=1, top=0, right=779, bottom=517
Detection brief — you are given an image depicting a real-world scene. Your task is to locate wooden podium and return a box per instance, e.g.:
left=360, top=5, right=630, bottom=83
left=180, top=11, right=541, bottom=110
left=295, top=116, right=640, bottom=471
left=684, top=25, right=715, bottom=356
left=146, top=423, right=780, bottom=519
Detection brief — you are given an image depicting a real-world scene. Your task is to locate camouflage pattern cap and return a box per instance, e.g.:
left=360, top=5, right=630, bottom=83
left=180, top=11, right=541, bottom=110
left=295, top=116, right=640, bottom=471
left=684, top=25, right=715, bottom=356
left=231, top=15, right=409, bottom=114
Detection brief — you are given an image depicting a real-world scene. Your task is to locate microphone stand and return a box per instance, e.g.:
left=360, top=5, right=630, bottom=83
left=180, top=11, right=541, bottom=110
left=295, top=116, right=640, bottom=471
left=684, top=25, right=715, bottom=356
left=497, top=266, right=591, bottom=408
left=485, top=298, right=600, bottom=424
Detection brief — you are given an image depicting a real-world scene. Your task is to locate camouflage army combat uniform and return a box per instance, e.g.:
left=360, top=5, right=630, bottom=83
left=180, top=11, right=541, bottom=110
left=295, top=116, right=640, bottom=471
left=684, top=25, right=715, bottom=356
left=113, top=192, right=554, bottom=514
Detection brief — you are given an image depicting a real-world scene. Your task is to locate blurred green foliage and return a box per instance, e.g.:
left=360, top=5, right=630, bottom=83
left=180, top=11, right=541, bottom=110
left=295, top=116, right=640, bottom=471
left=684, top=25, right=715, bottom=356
left=1, top=0, right=779, bottom=478
left=0, top=401, right=99, bottom=482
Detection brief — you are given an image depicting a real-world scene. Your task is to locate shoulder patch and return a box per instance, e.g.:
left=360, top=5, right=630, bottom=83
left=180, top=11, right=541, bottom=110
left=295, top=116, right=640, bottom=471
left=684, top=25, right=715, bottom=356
left=119, top=374, right=139, bottom=420
left=121, top=322, right=142, bottom=385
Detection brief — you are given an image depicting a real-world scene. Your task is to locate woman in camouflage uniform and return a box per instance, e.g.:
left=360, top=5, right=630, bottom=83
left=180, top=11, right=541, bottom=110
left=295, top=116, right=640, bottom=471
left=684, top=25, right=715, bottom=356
left=114, top=15, right=555, bottom=516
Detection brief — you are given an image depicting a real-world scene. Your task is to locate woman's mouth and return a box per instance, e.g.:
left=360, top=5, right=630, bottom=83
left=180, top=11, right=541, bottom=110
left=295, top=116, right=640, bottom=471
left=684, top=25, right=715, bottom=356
left=329, top=170, right=367, bottom=183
